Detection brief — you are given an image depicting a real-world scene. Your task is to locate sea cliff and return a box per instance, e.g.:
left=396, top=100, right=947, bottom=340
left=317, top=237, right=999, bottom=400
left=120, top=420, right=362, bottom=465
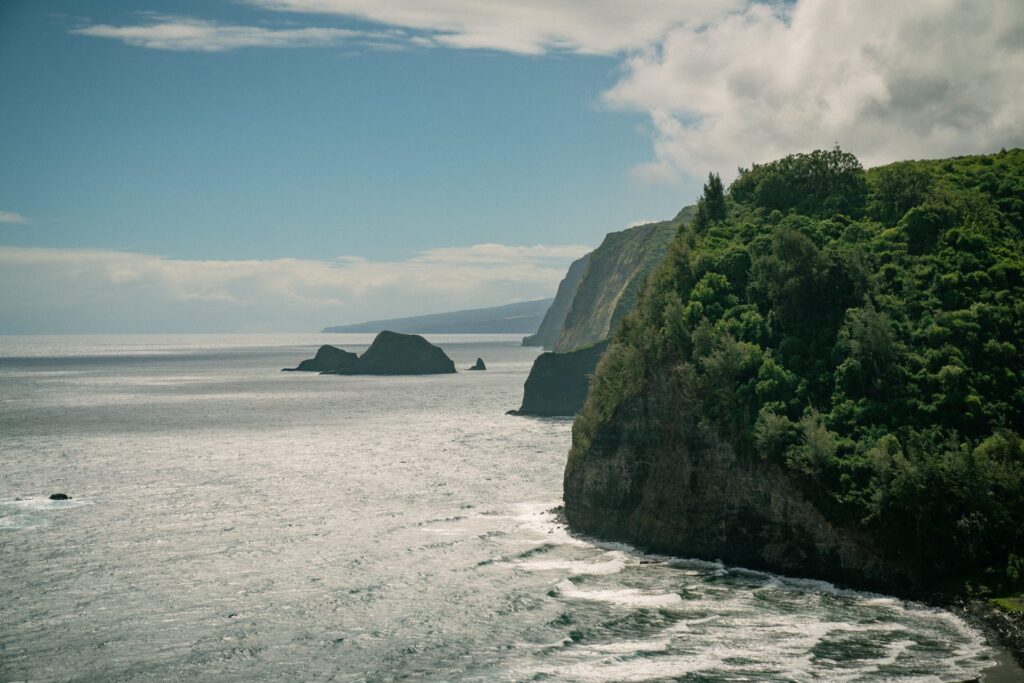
left=565, top=148, right=1024, bottom=596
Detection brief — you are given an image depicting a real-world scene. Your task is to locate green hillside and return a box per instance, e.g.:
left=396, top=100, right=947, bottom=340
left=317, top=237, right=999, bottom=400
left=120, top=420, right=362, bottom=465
left=567, top=147, right=1024, bottom=593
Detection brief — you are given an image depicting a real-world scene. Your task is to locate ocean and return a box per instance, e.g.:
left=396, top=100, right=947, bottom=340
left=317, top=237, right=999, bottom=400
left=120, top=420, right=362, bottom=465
left=0, top=334, right=1008, bottom=681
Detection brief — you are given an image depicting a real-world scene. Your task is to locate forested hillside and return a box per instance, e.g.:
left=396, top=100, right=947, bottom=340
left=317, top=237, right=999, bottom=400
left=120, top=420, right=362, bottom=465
left=567, top=147, right=1024, bottom=592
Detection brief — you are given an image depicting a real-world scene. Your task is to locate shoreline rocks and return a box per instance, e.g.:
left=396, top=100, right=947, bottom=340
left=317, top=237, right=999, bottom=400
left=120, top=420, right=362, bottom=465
left=467, top=358, right=486, bottom=371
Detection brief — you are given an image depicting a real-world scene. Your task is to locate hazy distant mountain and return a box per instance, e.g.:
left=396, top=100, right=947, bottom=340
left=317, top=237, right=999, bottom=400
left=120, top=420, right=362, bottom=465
left=322, top=298, right=554, bottom=334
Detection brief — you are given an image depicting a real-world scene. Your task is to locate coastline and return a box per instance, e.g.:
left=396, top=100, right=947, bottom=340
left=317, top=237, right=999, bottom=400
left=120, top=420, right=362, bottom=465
left=553, top=507, right=1024, bottom=680
left=948, top=598, right=1024, bottom=681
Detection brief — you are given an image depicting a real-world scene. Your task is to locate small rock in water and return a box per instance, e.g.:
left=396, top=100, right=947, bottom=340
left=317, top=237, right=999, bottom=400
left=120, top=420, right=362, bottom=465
left=49, top=493, right=71, bottom=500
left=467, top=357, right=487, bottom=371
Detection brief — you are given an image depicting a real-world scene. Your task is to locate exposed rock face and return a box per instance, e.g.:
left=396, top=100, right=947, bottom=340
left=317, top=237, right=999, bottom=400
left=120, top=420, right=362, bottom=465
left=563, top=374, right=913, bottom=592
left=511, top=342, right=608, bottom=417
left=340, top=331, right=456, bottom=375
left=467, top=358, right=486, bottom=371
left=522, top=254, right=591, bottom=349
left=285, top=345, right=359, bottom=373
left=554, top=222, right=677, bottom=352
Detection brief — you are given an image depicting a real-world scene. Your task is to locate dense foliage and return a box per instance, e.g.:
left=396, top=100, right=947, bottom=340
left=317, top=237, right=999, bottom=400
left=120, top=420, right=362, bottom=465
left=575, top=147, right=1024, bottom=592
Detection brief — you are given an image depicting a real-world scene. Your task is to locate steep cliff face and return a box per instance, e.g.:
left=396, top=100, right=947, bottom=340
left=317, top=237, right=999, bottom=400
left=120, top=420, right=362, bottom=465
left=564, top=374, right=909, bottom=591
left=511, top=341, right=607, bottom=417
left=522, top=254, right=590, bottom=349
left=554, top=222, right=676, bottom=352
left=565, top=148, right=1024, bottom=594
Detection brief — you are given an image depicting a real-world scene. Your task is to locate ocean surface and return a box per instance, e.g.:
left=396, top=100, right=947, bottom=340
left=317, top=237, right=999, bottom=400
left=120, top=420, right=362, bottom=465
left=0, top=334, right=1008, bottom=681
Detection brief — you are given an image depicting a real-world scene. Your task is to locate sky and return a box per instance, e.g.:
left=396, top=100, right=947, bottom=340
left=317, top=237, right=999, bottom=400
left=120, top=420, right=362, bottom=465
left=1, top=0, right=1022, bottom=333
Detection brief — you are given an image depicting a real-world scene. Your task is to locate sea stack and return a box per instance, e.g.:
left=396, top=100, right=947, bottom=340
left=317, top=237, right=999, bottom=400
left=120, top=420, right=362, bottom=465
left=286, top=331, right=457, bottom=376
left=467, top=358, right=486, bottom=371
left=350, top=331, right=456, bottom=375
left=284, top=345, right=359, bottom=373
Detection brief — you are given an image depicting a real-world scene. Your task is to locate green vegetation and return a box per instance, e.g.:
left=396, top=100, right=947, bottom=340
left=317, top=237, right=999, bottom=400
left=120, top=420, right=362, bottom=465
left=992, top=595, right=1024, bottom=613
left=573, top=147, right=1024, bottom=591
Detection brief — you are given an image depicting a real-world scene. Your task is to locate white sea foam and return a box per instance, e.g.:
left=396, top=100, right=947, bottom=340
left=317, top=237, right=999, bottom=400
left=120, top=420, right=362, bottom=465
left=514, top=551, right=629, bottom=576
left=554, top=579, right=683, bottom=608
left=2, top=497, right=93, bottom=511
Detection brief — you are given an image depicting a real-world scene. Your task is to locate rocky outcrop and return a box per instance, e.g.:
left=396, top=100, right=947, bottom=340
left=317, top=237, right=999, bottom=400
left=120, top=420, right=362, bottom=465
left=510, top=342, right=608, bottom=417
left=554, top=221, right=677, bottom=352
left=284, top=345, right=359, bottom=373
left=49, top=493, right=71, bottom=501
left=286, top=332, right=456, bottom=376
left=522, top=254, right=590, bottom=349
left=350, top=331, right=456, bottom=375
left=564, top=372, right=914, bottom=593
left=467, top=358, right=486, bottom=371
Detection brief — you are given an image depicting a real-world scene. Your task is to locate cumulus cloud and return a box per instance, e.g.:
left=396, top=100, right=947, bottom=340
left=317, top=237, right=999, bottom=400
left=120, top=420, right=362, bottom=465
left=71, top=16, right=385, bottom=51
left=604, top=0, right=1024, bottom=180
left=244, top=0, right=743, bottom=55
left=0, top=244, right=588, bottom=333
left=0, top=211, right=28, bottom=224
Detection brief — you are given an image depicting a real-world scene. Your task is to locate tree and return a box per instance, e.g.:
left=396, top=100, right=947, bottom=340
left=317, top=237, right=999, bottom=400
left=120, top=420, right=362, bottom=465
left=703, top=172, right=728, bottom=223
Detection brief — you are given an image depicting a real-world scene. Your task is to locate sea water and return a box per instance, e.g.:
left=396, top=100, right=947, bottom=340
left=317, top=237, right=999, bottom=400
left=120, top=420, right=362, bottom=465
left=0, top=334, right=1005, bottom=681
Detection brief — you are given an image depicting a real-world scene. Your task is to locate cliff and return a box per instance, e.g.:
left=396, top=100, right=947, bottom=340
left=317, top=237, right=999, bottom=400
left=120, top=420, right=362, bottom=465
left=510, top=342, right=607, bottom=417
left=565, top=148, right=1024, bottom=594
left=522, top=254, right=590, bottom=349
left=564, top=373, right=907, bottom=591
left=554, top=221, right=677, bottom=352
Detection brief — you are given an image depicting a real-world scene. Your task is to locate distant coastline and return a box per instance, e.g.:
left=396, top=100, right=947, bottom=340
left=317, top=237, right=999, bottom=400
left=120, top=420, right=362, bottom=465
left=322, top=298, right=553, bottom=334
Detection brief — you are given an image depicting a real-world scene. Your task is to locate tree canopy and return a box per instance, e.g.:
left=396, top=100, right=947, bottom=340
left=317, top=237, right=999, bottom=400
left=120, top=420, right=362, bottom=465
left=576, top=147, right=1024, bottom=593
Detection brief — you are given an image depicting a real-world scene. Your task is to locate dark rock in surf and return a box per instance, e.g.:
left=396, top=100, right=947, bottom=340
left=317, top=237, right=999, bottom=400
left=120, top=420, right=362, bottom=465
left=284, top=345, right=359, bottom=373
left=49, top=493, right=71, bottom=500
left=467, top=358, right=487, bottom=371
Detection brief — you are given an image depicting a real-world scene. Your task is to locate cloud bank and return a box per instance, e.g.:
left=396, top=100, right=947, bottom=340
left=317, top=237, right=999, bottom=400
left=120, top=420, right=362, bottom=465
left=0, top=244, right=587, bottom=333
left=604, top=0, right=1024, bottom=180
left=71, top=17, right=383, bottom=51
left=244, top=0, right=743, bottom=55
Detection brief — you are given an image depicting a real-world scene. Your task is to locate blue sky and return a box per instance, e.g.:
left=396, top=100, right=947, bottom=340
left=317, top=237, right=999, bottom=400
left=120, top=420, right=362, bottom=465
left=1, top=1, right=1021, bottom=332
left=0, top=1, right=690, bottom=261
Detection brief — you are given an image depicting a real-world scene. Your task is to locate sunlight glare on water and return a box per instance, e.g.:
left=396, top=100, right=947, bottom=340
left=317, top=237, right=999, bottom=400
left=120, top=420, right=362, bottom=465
left=0, top=334, right=1001, bottom=681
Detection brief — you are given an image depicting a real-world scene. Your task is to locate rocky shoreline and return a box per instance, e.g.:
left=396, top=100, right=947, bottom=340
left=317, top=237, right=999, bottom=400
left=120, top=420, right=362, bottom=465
left=947, top=598, right=1024, bottom=673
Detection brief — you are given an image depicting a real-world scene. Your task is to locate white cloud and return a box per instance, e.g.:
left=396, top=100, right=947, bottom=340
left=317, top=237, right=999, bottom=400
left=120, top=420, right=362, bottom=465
left=244, top=0, right=744, bottom=55
left=71, top=17, right=383, bottom=51
left=0, top=243, right=589, bottom=333
left=603, top=0, right=1024, bottom=180
left=0, top=211, right=28, bottom=224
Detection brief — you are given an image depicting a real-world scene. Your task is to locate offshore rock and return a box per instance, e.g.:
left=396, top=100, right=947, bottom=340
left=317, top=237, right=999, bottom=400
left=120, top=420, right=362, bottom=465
left=467, top=358, right=487, bottom=371
left=511, top=342, right=608, bottom=417
left=284, top=345, right=359, bottom=373
left=563, top=373, right=913, bottom=593
left=49, top=493, right=71, bottom=500
left=341, top=331, right=456, bottom=375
